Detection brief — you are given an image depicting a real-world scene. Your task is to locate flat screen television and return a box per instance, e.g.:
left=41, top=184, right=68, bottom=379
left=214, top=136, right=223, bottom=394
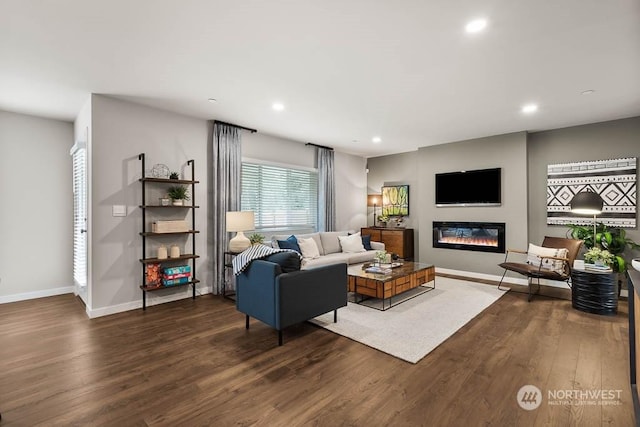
left=435, top=167, right=501, bottom=207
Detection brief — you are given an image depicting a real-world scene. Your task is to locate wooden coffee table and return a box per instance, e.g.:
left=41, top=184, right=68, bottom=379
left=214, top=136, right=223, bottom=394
left=347, top=261, right=435, bottom=310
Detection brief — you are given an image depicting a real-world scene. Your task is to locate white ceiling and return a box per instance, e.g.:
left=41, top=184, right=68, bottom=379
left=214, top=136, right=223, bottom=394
left=2, top=1, right=639, bottom=157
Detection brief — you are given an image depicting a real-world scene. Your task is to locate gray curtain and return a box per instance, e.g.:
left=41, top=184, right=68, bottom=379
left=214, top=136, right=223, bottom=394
left=212, top=122, right=242, bottom=294
left=317, top=147, right=336, bottom=232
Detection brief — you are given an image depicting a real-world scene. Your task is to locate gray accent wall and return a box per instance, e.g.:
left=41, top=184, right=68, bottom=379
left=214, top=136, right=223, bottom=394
left=0, top=110, right=73, bottom=301
left=418, top=132, right=529, bottom=275
left=528, top=116, right=640, bottom=253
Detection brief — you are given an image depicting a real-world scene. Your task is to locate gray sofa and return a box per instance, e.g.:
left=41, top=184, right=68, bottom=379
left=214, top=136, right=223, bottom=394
left=271, top=231, right=385, bottom=269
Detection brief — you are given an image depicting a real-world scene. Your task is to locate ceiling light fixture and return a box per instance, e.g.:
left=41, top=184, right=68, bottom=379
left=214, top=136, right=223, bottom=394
left=208, top=98, right=217, bottom=103
left=465, top=18, right=487, bottom=33
left=521, top=104, right=538, bottom=114
left=272, top=102, right=285, bottom=111
left=372, top=136, right=382, bottom=143
left=581, top=90, right=595, bottom=95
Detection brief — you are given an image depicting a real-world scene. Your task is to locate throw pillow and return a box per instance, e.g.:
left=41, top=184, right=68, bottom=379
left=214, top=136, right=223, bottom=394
left=277, top=235, right=301, bottom=254
left=264, top=252, right=301, bottom=273
left=526, top=243, right=568, bottom=274
left=339, top=232, right=366, bottom=253
left=361, top=234, right=373, bottom=251
left=297, top=236, right=320, bottom=259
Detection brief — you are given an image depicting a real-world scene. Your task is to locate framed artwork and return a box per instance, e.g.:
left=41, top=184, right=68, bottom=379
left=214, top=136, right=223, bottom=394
left=382, top=185, right=409, bottom=216
left=546, top=157, right=636, bottom=227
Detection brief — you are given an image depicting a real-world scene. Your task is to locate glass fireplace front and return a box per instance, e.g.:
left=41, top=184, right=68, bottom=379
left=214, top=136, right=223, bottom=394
left=432, top=221, right=506, bottom=253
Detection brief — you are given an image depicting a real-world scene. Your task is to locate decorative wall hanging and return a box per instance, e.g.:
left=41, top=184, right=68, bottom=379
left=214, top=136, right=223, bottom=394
left=547, top=157, right=637, bottom=227
left=382, top=185, right=409, bottom=217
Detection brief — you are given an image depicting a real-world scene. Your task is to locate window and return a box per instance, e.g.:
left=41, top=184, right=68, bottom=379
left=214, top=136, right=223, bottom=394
left=241, top=161, right=318, bottom=232
left=70, top=141, right=87, bottom=288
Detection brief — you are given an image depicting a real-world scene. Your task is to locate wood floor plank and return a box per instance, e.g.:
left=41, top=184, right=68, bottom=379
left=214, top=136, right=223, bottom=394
left=0, top=287, right=634, bottom=426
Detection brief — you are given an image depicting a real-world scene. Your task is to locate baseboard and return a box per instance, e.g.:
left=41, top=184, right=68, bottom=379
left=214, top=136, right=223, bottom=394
left=436, top=267, right=572, bottom=300
left=0, top=286, right=74, bottom=304
left=86, top=286, right=212, bottom=318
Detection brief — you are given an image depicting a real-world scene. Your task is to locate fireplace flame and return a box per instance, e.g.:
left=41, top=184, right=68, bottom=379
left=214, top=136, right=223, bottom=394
left=438, top=236, right=498, bottom=247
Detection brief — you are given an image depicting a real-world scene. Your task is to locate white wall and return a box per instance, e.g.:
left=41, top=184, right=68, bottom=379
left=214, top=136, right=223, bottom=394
left=0, top=110, right=73, bottom=303
left=89, top=95, right=210, bottom=316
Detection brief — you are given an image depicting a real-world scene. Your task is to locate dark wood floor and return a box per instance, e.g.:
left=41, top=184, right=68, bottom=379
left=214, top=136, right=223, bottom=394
left=0, top=286, right=634, bottom=426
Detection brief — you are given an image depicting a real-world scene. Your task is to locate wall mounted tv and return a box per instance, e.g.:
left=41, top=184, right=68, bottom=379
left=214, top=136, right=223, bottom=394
left=435, top=167, right=501, bottom=207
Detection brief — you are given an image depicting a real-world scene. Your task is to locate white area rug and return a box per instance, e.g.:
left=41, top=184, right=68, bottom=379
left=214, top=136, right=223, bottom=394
left=310, top=277, right=506, bottom=364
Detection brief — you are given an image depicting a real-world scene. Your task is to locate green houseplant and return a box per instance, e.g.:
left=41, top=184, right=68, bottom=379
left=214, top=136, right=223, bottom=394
left=169, top=171, right=180, bottom=180
left=167, top=185, right=190, bottom=206
left=567, top=223, right=640, bottom=273
left=249, top=233, right=265, bottom=245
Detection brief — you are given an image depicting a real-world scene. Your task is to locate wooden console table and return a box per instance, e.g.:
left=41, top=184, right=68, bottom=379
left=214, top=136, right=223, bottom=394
left=361, top=227, right=414, bottom=260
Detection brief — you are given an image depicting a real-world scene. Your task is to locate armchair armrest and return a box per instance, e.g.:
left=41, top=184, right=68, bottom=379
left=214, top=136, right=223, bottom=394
left=236, top=260, right=281, bottom=327
left=276, top=263, right=348, bottom=329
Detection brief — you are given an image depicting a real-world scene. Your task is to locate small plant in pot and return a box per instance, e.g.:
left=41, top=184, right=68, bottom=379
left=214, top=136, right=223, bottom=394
left=167, top=185, right=190, bottom=206
left=249, top=233, right=265, bottom=245
left=169, top=171, right=180, bottom=180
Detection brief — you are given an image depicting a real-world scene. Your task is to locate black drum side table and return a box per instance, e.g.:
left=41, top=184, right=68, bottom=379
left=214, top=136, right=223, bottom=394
left=571, top=268, right=618, bottom=315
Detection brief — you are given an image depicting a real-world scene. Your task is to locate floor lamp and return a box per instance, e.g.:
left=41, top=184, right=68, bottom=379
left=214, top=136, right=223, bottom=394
left=570, top=189, right=604, bottom=240
left=367, top=194, right=380, bottom=227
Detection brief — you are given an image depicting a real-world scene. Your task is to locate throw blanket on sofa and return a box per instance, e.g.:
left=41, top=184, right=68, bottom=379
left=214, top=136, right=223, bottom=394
left=232, top=244, right=301, bottom=275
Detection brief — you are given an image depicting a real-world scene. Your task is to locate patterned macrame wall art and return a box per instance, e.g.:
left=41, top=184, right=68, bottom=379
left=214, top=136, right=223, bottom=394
left=547, top=157, right=637, bottom=227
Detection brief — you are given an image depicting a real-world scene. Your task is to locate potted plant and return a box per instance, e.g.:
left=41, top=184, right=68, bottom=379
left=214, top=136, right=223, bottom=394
left=567, top=223, right=639, bottom=273
left=583, top=247, right=615, bottom=268
left=169, top=171, right=180, bottom=180
left=378, top=215, right=389, bottom=227
left=167, top=185, right=190, bottom=206
left=249, top=233, right=265, bottom=245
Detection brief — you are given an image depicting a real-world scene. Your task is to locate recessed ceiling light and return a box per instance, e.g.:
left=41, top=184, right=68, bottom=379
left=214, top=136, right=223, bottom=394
left=465, top=18, right=487, bottom=33
left=272, top=102, right=285, bottom=111
left=581, top=89, right=595, bottom=95
left=352, top=139, right=359, bottom=143
left=208, top=98, right=217, bottom=103
left=372, top=136, right=382, bottom=143
left=521, top=104, right=538, bottom=114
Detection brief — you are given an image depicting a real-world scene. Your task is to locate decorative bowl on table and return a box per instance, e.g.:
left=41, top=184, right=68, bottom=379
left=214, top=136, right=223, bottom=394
left=632, top=258, right=640, bottom=272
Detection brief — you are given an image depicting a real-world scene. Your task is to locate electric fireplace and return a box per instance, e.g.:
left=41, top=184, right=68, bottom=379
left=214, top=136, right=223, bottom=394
left=433, top=221, right=506, bottom=253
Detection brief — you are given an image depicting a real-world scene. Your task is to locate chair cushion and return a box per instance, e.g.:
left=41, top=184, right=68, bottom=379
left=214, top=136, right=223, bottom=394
left=298, top=236, right=320, bottom=259
left=526, top=243, right=568, bottom=274
left=264, top=251, right=301, bottom=273
left=276, top=235, right=301, bottom=254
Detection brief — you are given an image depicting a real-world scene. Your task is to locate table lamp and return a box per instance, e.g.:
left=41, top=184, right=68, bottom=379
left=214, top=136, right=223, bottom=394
left=570, top=189, right=604, bottom=239
left=367, top=194, right=380, bottom=227
left=226, top=211, right=255, bottom=252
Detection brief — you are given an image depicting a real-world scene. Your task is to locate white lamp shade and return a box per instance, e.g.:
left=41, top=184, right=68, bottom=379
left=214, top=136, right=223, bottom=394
left=226, top=211, right=254, bottom=252
left=226, top=211, right=255, bottom=232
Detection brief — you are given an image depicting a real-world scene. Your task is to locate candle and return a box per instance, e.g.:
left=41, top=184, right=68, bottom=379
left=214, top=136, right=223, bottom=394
left=170, top=245, right=180, bottom=258
left=157, top=245, right=167, bottom=260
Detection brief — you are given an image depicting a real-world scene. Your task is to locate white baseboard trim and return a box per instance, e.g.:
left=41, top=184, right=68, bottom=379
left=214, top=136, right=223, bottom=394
left=87, top=287, right=212, bottom=318
left=0, top=286, right=74, bottom=304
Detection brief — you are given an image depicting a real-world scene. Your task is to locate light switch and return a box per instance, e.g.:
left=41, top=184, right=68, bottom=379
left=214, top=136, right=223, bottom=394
left=112, top=205, right=127, bottom=217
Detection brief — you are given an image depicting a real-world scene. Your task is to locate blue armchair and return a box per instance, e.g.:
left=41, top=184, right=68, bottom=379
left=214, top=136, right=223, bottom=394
left=236, top=255, right=347, bottom=345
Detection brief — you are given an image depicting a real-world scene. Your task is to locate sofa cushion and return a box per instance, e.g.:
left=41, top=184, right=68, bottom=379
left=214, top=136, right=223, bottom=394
left=301, top=253, right=350, bottom=270
left=264, top=251, right=301, bottom=273
left=339, top=232, right=366, bottom=253
left=276, top=235, right=301, bottom=253
left=273, top=232, right=325, bottom=256
left=298, top=236, right=321, bottom=259
left=320, top=231, right=348, bottom=255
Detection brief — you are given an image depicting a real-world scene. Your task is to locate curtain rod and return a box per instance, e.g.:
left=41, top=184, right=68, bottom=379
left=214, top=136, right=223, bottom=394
left=214, top=120, right=257, bottom=133
left=305, top=142, right=334, bottom=151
